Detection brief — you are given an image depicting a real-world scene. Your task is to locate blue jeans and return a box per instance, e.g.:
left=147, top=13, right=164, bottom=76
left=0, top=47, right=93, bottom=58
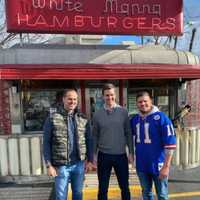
left=137, top=171, right=168, bottom=200
left=55, top=161, right=84, bottom=200
left=97, top=152, right=130, bottom=200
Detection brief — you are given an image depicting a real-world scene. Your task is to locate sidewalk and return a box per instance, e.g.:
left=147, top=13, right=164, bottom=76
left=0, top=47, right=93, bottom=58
left=0, top=167, right=200, bottom=200
left=82, top=169, right=141, bottom=199
left=168, top=166, right=200, bottom=200
left=0, top=169, right=141, bottom=200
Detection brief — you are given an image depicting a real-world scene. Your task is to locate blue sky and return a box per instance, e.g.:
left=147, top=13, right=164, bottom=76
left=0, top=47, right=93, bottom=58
left=103, top=35, right=141, bottom=44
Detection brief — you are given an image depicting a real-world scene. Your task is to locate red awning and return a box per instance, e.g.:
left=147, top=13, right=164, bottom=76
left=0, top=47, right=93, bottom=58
left=1, top=63, right=200, bottom=80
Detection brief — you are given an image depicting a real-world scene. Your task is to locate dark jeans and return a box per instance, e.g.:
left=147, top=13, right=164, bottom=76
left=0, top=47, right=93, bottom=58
left=97, top=151, right=131, bottom=200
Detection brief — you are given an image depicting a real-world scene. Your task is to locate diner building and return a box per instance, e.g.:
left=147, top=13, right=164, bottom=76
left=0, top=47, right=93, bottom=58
left=0, top=43, right=200, bottom=177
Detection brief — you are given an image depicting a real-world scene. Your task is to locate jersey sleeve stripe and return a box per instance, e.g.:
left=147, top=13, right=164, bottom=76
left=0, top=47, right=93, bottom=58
left=164, top=144, right=176, bottom=149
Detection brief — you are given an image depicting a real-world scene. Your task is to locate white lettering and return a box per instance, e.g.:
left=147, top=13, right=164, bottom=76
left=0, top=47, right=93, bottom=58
left=104, top=0, right=161, bottom=16
left=32, top=0, right=46, bottom=9
left=32, top=0, right=83, bottom=12
left=50, top=0, right=63, bottom=11
left=104, top=0, right=117, bottom=13
left=136, top=122, right=152, bottom=144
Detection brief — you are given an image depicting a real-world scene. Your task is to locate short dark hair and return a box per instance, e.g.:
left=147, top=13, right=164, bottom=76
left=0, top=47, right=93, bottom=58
left=63, top=88, right=78, bottom=97
left=102, top=83, right=115, bottom=95
left=136, top=90, right=152, bottom=100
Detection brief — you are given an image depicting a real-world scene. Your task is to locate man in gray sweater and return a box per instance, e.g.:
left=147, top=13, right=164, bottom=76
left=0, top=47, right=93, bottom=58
left=92, top=83, right=134, bottom=200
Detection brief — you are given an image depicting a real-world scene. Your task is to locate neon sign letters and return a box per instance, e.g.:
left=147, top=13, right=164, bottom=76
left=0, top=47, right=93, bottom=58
left=6, top=0, right=183, bottom=35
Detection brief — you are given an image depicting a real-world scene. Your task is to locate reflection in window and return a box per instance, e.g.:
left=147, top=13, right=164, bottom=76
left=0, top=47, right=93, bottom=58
left=23, top=90, right=58, bottom=132
left=157, top=96, right=169, bottom=116
left=89, top=88, right=104, bottom=118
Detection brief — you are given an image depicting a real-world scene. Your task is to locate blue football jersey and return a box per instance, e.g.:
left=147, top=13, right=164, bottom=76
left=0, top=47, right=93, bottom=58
left=130, top=111, right=176, bottom=175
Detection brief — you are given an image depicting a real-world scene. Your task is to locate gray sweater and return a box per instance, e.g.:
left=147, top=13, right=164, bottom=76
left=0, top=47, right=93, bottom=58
left=92, top=105, right=134, bottom=155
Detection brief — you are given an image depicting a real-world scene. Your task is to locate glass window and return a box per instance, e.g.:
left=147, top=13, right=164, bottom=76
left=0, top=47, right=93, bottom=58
left=89, top=88, right=104, bottom=118
left=128, top=79, right=177, bottom=119
left=23, top=90, right=60, bottom=132
left=157, top=96, right=169, bottom=116
left=127, top=93, right=137, bottom=115
left=21, top=80, right=77, bottom=132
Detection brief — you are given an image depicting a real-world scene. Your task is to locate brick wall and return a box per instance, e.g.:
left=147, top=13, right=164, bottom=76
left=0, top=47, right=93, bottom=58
left=184, top=79, right=200, bottom=128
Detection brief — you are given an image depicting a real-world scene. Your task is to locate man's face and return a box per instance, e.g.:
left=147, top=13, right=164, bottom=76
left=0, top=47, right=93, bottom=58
left=136, top=95, right=152, bottom=114
left=63, top=90, right=78, bottom=112
left=103, top=88, right=116, bottom=107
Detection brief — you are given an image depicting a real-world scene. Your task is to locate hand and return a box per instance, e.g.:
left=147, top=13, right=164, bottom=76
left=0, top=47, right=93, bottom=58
left=128, top=154, right=134, bottom=167
left=92, top=154, right=98, bottom=170
left=47, top=165, right=57, bottom=177
left=85, top=161, right=97, bottom=173
left=159, top=165, right=169, bottom=180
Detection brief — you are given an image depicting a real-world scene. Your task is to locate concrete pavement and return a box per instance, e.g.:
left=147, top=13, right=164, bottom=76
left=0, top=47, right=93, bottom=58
left=0, top=167, right=200, bottom=199
left=168, top=166, right=200, bottom=200
left=71, top=166, right=200, bottom=199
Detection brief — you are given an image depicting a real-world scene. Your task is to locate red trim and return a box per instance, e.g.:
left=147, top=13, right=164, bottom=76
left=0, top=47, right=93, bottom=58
left=164, top=145, right=176, bottom=149
left=1, top=63, right=200, bottom=80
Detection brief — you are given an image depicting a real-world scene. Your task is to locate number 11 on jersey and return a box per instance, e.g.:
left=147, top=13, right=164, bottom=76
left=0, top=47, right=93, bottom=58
left=136, top=123, right=152, bottom=144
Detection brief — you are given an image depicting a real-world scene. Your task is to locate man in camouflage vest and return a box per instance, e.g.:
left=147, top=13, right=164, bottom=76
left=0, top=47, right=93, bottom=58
left=43, top=89, right=93, bottom=200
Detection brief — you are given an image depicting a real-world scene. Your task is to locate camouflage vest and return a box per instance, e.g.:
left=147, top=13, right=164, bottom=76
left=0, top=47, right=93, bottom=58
left=50, top=107, right=87, bottom=166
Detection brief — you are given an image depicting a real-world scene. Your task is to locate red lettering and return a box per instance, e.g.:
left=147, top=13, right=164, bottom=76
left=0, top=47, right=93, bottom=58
left=122, top=17, right=148, bottom=30
left=52, top=16, right=69, bottom=28
left=8, top=0, right=183, bottom=35
left=152, top=17, right=162, bottom=30
left=34, top=15, right=48, bottom=26
left=74, top=15, right=85, bottom=27
left=122, top=17, right=134, bottom=29
left=137, top=17, right=146, bottom=29
left=107, top=17, right=117, bottom=29
left=90, top=16, right=102, bottom=28
left=17, top=13, right=29, bottom=25
left=166, top=18, right=176, bottom=30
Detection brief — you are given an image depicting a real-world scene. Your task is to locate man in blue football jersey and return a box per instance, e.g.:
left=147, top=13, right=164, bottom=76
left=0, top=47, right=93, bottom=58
left=130, top=91, right=176, bottom=200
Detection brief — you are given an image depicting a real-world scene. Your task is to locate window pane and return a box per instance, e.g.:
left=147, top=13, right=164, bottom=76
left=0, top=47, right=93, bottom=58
left=23, top=90, right=57, bottom=132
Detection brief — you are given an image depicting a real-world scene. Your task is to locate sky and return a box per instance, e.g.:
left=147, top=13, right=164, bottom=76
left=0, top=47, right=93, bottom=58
left=176, top=0, right=200, bottom=56
left=103, top=35, right=141, bottom=44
